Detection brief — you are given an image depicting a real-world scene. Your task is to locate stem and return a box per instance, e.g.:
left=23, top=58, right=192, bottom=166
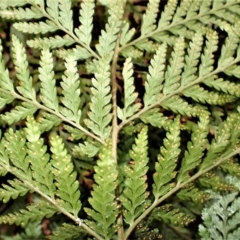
left=0, top=88, right=104, bottom=144
left=111, top=29, right=124, bottom=240
left=118, top=58, right=240, bottom=131
left=124, top=147, right=240, bottom=239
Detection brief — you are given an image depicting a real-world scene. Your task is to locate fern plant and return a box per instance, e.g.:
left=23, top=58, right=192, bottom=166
left=0, top=0, right=240, bottom=239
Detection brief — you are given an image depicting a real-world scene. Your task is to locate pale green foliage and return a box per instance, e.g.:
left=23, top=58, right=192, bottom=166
left=199, top=177, right=240, bottom=240
left=121, top=126, right=149, bottom=225
left=118, top=58, right=141, bottom=120
left=0, top=0, right=240, bottom=240
left=84, top=141, right=119, bottom=239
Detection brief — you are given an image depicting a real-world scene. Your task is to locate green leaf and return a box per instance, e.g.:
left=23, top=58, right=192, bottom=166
left=12, top=35, right=35, bottom=100
left=0, top=41, right=14, bottom=92
left=60, top=54, right=81, bottom=123
left=58, top=0, right=73, bottom=32
left=120, top=22, right=135, bottom=46
left=150, top=204, right=195, bottom=227
left=50, top=134, right=81, bottom=217
left=96, top=0, right=123, bottom=57
left=199, top=31, right=218, bottom=76
left=39, top=48, right=58, bottom=111
left=55, top=45, right=91, bottom=60
left=38, top=112, right=62, bottom=133
left=0, top=201, right=57, bottom=226
left=1, top=102, right=38, bottom=125
left=2, top=129, right=30, bottom=178
left=0, top=179, right=29, bottom=203
left=84, top=140, right=118, bottom=238
left=121, top=126, right=149, bottom=225
left=199, top=191, right=240, bottom=240
left=0, top=6, right=42, bottom=19
left=177, top=184, right=210, bottom=204
left=200, top=114, right=240, bottom=170
left=85, top=57, right=112, bottom=139
left=144, top=43, right=167, bottom=106
left=153, top=116, right=181, bottom=199
left=181, top=33, right=203, bottom=86
left=75, top=0, right=94, bottom=46
left=163, top=37, right=185, bottom=95
left=140, top=108, right=171, bottom=130
left=182, top=85, right=236, bottom=105
left=27, top=35, right=75, bottom=49
left=141, top=0, right=160, bottom=35
left=25, top=116, right=56, bottom=198
left=0, top=0, right=28, bottom=9
left=177, top=115, right=209, bottom=183
left=49, top=223, right=87, bottom=240
left=14, top=21, right=58, bottom=34
left=117, top=58, right=141, bottom=120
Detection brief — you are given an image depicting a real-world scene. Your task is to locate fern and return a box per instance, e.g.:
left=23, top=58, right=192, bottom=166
left=1, top=0, right=240, bottom=239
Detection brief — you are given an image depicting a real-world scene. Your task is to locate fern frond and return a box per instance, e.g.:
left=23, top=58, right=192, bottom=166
left=204, top=77, right=240, bottom=97
left=157, top=0, right=178, bottom=29
left=60, top=54, right=81, bottom=123
left=120, top=22, right=135, bottom=46
left=49, top=223, right=87, bottom=240
left=0, top=6, right=42, bottom=19
left=38, top=112, right=61, bottom=133
left=12, top=35, right=36, bottom=100
left=75, top=0, right=94, bottom=46
left=58, top=0, right=73, bottom=32
left=27, top=35, right=75, bottom=49
left=0, top=201, right=57, bottom=227
left=199, top=191, right=240, bottom=240
left=0, top=47, right=14, bottom=92
left=181, top=33, right=203, bottom=86
left=84, top=140, right=118, bottom=238
left=1, top=102, right=37, bottom=125
left=0, top=0, right=28, bottom=9
left=2, top=129, right=29, bottom=177
left=183, top=85, right=236, bottom=105
left=177, top=184, right=210, bottom=204
left=55, top=45, right=92, bottom=60
left=50, top=134, right=81, bottom=218
left=219, top=159, right=240, bottom=177
left=150, top=204, right=195, bottom=227
left=85, top=57, right=112, bottom=140
left=177, top=115, right=209, bottom=183
left=25, top=116, right=56, bottom=198
left=39, top=48, right=58, bottom=111
left=153, top=116, right=180, bottom=199
left=0, top=179, right=29, bottom=203
left=63, top=125, right=84, bottom=141
left=161, top=96, right=207, bottom=116
left=46, top=0, right=59, bottom=20
left=163, top=37, right=185, bottom=95
left=14, top=21, right=58, bottom=34
left=121, top=126, right=149, bottom=225
left=218, top=31, right=239, bottom=67
left=141, top=0, right=160, bottom=36
left=0, top=92, right=14, bottom=108
left=140, top=108, right=171, bottom=130
left=144, top=43, right=166, bottom=106
left=96, top=0, right=123, bottom=57
left=121, top=46, right=143, bottom=59
left=199, top=31, right=218, bottom=76
left=118, top=58, right=141, bottom=120
left=200, top=113, right=240, bottom=170
left=73, top=140, right=101, bottom=158
left=199, top=172, right=236, bottom=192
